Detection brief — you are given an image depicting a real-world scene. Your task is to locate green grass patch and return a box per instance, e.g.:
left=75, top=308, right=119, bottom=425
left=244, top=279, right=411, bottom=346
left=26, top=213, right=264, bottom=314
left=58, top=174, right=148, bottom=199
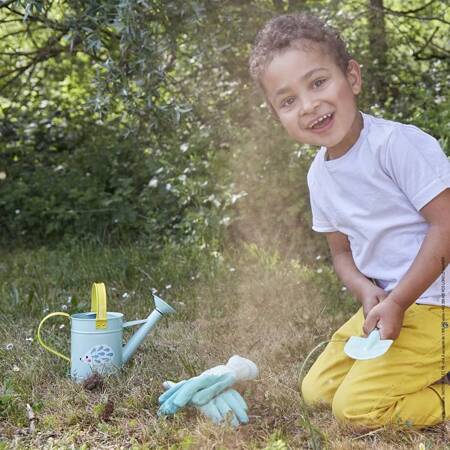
left=0, top=242, right=448, bottom=449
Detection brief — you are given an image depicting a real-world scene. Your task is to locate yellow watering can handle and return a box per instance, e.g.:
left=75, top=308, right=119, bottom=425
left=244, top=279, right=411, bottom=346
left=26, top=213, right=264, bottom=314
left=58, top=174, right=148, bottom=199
left=37, top=312, right=71, bottom=362
left=91, top=282, right=107, bottom=329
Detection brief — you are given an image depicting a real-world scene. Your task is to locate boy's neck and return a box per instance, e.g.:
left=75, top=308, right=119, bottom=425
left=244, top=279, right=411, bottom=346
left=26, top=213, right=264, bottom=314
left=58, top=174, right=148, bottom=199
left=325, top=111, right=364, bottom=161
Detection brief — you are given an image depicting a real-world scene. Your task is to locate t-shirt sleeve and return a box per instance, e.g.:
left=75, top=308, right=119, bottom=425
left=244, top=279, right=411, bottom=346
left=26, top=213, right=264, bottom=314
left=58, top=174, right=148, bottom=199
left=307, top=169, right=337, bottom=233
left=383, top=126, right=450, bottom=211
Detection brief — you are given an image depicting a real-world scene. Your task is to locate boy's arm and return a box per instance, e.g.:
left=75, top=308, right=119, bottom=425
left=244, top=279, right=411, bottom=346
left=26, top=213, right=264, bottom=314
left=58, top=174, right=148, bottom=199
left=364, top=188, right=450, bottom=339
left=326, top=231, right=388, bottom=317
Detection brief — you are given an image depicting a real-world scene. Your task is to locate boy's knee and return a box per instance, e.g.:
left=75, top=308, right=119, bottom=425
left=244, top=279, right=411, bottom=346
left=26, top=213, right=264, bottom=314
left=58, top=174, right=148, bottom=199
left=300, top=371, right=332, bottom=407
left=331, top=387, right=354, bottom=423
left=332, top=385, right=387, bottom=428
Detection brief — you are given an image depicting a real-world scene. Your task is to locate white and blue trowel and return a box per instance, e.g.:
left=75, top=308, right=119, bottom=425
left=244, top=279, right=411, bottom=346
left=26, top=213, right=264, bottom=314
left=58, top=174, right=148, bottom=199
left=344, top=328, right=393, bottom=360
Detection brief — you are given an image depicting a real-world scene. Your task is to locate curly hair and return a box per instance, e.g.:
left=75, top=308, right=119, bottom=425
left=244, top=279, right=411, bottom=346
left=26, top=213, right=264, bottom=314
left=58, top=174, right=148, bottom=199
left=249, top=13, right=352, bottom=87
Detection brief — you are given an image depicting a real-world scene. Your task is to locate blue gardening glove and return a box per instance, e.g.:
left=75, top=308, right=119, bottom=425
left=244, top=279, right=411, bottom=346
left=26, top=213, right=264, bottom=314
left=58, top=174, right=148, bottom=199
left=158, top=373, right=236, bottom=415
left=158, top=355, right=258, bottom=416
left=163, top=381, right=249, bottom=427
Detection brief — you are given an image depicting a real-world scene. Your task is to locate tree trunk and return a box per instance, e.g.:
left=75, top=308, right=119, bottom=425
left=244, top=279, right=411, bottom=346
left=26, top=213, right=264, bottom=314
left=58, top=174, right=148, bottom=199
left=368, top=0, right=388, bottom=104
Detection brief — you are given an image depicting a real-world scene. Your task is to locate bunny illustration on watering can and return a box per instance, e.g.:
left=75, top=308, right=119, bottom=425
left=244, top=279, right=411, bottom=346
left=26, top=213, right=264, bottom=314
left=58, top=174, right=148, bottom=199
left=37, top=283, right=175, bottom=381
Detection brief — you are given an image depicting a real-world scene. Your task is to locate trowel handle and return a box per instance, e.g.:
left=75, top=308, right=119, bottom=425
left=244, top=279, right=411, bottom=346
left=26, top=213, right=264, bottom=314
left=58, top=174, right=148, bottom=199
left=37, top=312, right=71, bottom=362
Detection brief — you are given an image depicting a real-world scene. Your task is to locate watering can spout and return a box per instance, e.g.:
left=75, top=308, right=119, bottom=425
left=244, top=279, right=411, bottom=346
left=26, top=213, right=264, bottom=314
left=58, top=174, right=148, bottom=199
left=122, top=294, right=175, bottom=365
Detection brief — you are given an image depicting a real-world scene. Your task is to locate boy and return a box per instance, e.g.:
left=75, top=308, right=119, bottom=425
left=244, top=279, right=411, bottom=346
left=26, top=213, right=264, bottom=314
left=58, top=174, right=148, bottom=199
left=249, top=13, right=450, bottom=429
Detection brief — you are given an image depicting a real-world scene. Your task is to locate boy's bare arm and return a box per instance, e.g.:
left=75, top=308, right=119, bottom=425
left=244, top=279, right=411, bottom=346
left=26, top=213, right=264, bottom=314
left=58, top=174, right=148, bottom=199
left=326, top=231, right=388, bottom=317
left=364, top=188, right=450, bottom=339
left=385, top=188, right=450, bottom=310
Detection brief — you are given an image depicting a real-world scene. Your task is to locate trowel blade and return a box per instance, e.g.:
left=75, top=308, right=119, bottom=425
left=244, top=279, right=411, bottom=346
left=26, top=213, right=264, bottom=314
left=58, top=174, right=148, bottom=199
left=344, top=331, right=393, bottom=360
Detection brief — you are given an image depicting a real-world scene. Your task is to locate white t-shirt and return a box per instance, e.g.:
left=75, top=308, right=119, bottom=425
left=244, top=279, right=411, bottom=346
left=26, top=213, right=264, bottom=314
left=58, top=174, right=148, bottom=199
left=307, top=112, right=450, bottom=306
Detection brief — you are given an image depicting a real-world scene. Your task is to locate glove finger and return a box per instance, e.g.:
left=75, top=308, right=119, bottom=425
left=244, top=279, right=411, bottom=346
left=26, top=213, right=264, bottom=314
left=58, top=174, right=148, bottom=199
left=162, top=380, right=176, bottom=390
left=191, top=373, right=236, bottom=406
left=221, top=390, right=249, bottom=424
left=199, top=401, right=223, bottom=424
left=214, top=395, right=239, bottom=428
left=167, top=374, right=223, bottom=409
left=227, top=389, right=248, bottom=412
left=158, top=398, right=181, bottom=416
left=158, top=379, right=188, bottom=404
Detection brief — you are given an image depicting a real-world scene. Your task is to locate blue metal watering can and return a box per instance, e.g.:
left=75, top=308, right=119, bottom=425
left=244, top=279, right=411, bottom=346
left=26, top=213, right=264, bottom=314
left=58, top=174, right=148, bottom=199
left=37, top=283, right=175, bottom=381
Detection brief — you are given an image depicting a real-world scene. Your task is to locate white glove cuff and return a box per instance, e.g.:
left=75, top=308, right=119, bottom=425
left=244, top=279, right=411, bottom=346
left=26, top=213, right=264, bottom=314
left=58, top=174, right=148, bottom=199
left=200, top=355, right=259, bottom=380
left=225, top=355, right=259, bottom=381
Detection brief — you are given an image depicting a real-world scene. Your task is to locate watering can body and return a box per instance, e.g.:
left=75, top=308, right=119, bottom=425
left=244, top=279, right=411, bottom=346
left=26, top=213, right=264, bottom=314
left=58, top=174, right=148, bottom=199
left=70, top=311, right=124, bottom=381
left=37, top=283, right=175, bottom=382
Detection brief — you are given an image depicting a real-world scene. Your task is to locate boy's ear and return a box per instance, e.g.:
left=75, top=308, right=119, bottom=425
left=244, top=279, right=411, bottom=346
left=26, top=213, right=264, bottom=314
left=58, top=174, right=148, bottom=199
left=346, top=59, right=362, bottom=95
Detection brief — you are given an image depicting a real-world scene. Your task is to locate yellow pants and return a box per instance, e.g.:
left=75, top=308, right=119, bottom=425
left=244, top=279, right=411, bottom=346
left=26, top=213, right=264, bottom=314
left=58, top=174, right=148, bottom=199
left=300, top=303, right=450, bottom=429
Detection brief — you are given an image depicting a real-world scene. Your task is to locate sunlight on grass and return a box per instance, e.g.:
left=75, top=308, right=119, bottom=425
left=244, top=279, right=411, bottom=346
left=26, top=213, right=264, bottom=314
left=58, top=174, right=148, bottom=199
left=0, top=243, right=448, bottom=448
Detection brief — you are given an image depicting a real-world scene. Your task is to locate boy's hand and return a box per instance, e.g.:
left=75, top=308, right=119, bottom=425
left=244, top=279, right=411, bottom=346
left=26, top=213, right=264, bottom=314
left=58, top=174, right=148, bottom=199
left=363, top=298, right=406, bottom=340
left=359, top=284, right=388, bottom=318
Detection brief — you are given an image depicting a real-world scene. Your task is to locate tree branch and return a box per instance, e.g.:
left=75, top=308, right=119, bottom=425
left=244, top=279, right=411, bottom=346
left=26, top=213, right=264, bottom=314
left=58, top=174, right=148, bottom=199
left=411, top=26, right=439, bottom=59
left=382, top=0, right=437, bottom=15
left=368, top=1, right=450, bottom=25
left=5, top=5, right=67, bottom=31
left=0, top=0, right=18, bottom=8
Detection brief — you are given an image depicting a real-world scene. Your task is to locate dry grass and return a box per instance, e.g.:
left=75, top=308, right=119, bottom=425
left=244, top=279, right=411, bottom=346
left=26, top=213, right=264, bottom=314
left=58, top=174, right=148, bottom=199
left=1, top=244, right=448, bottom=449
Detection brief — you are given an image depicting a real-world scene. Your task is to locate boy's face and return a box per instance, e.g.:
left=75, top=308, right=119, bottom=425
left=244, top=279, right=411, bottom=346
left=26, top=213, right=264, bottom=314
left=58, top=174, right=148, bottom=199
left=261, top=41, right=362, bottom=154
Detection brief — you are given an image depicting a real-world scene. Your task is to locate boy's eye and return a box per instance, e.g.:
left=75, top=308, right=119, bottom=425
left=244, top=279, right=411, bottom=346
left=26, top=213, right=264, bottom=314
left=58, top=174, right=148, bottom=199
left=280, top=96, right=295, bottom=108
left=313, top=78, right=327, bottom=88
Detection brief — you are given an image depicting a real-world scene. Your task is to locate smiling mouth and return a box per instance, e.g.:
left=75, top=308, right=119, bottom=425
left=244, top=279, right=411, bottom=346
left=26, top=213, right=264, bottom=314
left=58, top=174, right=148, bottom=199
left=309, top=113, right=334, bottom=130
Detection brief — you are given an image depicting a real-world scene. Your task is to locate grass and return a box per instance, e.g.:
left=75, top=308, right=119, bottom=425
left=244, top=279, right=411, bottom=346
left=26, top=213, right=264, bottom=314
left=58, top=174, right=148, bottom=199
left=0, top=241, right=449, bottom=449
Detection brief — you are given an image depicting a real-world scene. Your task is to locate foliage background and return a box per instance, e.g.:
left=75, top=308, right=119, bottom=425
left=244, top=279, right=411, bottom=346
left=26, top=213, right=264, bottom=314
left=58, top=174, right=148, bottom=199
left=1, top=0, right=448, bottom=250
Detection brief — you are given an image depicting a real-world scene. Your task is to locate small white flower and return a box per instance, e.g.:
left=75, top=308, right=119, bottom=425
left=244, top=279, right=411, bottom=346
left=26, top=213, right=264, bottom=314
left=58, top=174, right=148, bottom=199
left=148, top=177, right=159, bottom=188
left=12, top=365, right=20, bottom=372
left=122, top=292, right=129, bottom=299
left=165, top=183, right=172, bottom=191
left=61, top=304, right=68, bottom=311
left=316, top=268, right=323, bottom=274
left=341, top=286, right=347, bottom=291
left=26, top=337, right=33, bottom=343
left=59, top=324, right=65, bottom=330
left=151, top=288, right=158, bottom=294
left=15, top=209, right=20, bottom=214
left=230, top=191, right=248, bottom=205
left=43, top=307, right=49, bottom=313
left=0, top=171, right=6, bottom=180
left=67, top=296, right=72, bottom=304
left=180, top=143, right=189, bottom=153
left=315, top=255, right=321, bottom=260
left=6, top=343, right=13, bottom=350
left=165, top=284, right=172, bottom=290
left=229, top=267, right=236, bottom=272
left=54, top=165, right=64, bottom=172
left=220, top=216, right=231, bottom=226
left=178, top=174, right=187, bottom=183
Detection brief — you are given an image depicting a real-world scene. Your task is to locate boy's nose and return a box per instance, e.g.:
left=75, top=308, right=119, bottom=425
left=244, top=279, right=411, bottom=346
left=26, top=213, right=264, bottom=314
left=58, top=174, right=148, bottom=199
left=298, top=95, right=320, bottom=117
